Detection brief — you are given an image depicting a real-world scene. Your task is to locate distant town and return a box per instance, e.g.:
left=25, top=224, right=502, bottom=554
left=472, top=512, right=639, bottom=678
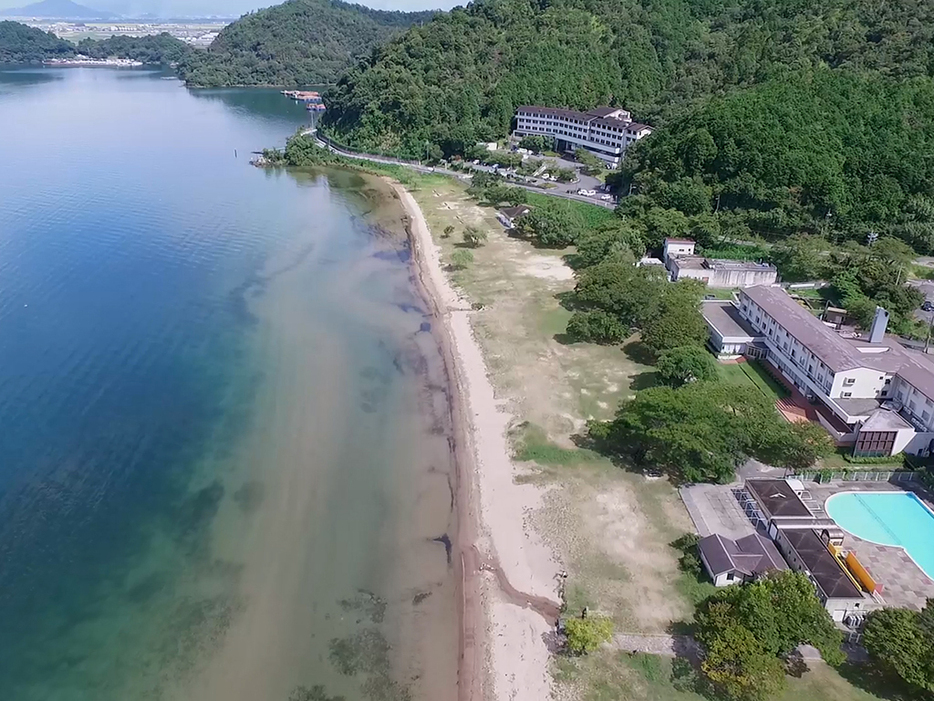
left=16, top=19, right=226, bottom=46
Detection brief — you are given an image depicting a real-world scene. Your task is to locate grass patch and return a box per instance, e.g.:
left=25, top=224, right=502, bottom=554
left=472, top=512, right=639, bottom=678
left=819, top=448, right=903, bottom=470
left=524, top=190, right=617, bottom=229
left=704, top=287, right=738, bottom=300
left=512, top=422, right=603, bottom=466
left=556, top=649, right=888, bottom=701
left=717, top=360, right=789, bottom=401
left=912, top=264, right=934, bottom=281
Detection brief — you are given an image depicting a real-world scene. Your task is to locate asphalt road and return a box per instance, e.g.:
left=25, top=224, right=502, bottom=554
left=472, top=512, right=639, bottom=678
left=310, top=132, right=618, bottom=210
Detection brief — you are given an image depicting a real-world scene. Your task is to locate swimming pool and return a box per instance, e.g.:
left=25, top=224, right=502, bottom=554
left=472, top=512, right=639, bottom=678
left=826, top=492, right=934, bottom=580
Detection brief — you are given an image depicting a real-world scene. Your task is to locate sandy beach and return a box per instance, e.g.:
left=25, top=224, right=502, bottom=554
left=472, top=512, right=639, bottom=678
left=391, top=180, right=562, bottom=701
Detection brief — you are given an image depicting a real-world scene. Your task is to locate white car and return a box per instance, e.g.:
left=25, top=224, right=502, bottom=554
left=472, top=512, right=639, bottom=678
left=600, top=194, right=612, bottom=201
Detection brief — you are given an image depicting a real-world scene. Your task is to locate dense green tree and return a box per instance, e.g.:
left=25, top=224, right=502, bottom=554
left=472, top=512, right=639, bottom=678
left=571, top=261, right=666, bottom=329
left=176, top=0, right=435, bottom=87
left=770, top=235, right=831, bottom=282
left=565, top=310, right=628, bottom=344
left=640, top=280, right=708, bottom=354
left=864, top=603, right=934, bottom=694
left=0, top=20, right=74, bottom=62
left=700, top=619, right=787, bottom=701
left=519, top=135, right=551, bottom=153
left=514, top=201, right=586, bottom=247
left=656, top=346, right=719, bottom=387
left=761, top=421, right=834, bottom=472
left=695, top=572, right=844, bottom=700
left=570, top=221, right=644, bottom=269
left=76, top=33, right=189, bottom=64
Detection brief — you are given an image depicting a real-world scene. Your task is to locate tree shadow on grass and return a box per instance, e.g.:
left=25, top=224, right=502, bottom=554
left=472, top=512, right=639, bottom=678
left=623, top=339, right=656, bottom=366
left=837, top=662, right=915, bottom=701
left=630, top=370, right=658, bottom=390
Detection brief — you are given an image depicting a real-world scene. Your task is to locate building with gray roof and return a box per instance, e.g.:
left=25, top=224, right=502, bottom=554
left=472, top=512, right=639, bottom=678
left=698, top=532, right=788, bottom=586
left=513, top=105, right=652, bottom=167
left=729, top=286, right=934, bottom=457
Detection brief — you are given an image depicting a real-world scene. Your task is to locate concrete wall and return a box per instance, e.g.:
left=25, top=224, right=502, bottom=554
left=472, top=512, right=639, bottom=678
left=708, top=268, right=778, bottom=289
left=830, top=366, right=890, bottom=402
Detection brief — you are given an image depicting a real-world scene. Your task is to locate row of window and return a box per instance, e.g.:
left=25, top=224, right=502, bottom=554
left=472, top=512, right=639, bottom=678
left=516, top=114, right=642, bottom=137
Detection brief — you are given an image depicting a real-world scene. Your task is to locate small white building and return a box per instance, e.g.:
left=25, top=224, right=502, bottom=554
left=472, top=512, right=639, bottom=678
left=663, top=238, right=778, bottom=288
left=497, top=205, right=531, bottom=228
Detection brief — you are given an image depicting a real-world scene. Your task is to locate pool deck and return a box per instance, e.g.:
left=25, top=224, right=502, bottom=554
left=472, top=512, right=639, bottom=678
left=813, top=482, right=934, bottom=611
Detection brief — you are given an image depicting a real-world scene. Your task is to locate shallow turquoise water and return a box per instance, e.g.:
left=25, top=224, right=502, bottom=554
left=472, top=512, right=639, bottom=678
left=0, top=66, right=457, bottom=701
left=826, top=491, right=934, bottom=579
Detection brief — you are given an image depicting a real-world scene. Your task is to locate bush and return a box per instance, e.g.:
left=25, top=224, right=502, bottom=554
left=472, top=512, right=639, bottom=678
left=564, top=615, right=613, bottom=655
left=565, top=310, right=628, bottom=344
left=462, top=226, right=488, bottom=248
left=450, top=249, right=474, bottom=270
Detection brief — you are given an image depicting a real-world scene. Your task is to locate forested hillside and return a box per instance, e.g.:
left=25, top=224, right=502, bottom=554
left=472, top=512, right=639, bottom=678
left=176, top=0, right=435, bottom=88
left=320, top=0, right=934, bottom=250
left=0, top=20, right=74, bottom=62
left=0, top=21, right=187, bottom=64
left=76, top=33, right=189, bottom=65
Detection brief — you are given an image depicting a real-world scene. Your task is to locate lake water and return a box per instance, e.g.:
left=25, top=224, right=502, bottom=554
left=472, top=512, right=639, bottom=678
left=0, top=66, right=458, bottom=701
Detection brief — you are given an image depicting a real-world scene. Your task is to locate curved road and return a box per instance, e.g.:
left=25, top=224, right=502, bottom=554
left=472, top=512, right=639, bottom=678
left=308, top=130, right=617, bottom=210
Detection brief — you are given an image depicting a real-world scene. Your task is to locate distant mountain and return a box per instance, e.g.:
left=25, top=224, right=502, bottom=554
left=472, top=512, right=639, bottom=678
left=175, top=0, right=435, bottom=88
left=0, top=0, right=115, bottom=18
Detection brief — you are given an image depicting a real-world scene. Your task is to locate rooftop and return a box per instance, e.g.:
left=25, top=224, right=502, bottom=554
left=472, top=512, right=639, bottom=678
left=742, top=287, right=934, bottom=397
left=860, top=407, right=915, bottom=432
left=515, top=105, right=649, bottom=132
left=699, top=532, right=788, bottom=577
left=674, top=256, right=776, bottom=272
left=702, top=300, right=760, bottom=342
left=782, top=529, right=863, bottom=600
left=499, top=205, right=531, bottom=218
left=747, top=479, right=813, bottom=519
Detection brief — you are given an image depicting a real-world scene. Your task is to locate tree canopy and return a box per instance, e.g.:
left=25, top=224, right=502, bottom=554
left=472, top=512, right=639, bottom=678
left=863, top=601, right=934, bottom=695
left=696, top=572, right=845, bottom=701
left=176, top=0, right=435, bottom=88
left=0, top=20, right=73, bottom=62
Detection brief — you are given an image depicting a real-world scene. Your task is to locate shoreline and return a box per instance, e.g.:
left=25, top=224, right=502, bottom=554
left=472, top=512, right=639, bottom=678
left=390, top=179, right=562, bottom=701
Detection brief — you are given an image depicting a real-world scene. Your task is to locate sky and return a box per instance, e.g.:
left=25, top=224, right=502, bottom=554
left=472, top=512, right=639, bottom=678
left=0, top=0, right=458, bottom=17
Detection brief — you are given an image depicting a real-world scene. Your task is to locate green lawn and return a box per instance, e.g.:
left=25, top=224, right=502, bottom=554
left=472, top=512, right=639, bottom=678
left=717, top=361, right=790, bottom=401
left=524, top=190, right=617, bottom=229
left=555, top=651, right=888, bottom=701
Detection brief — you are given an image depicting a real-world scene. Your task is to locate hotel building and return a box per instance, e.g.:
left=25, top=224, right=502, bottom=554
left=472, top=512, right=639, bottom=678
left=513, top=106, right=653, bottom=167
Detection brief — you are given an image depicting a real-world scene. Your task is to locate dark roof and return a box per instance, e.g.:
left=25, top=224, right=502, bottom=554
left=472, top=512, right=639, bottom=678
left=699, top=533, right=788, bottom=577
left=585, top=107, right=620, bottom=118
left=499, top=205, right=531, bottom=218
left=782, top=529, right=863, bottom=599
left=665, top=238, right=695, bottom=244
left=747, top=479, right=812, bottom=518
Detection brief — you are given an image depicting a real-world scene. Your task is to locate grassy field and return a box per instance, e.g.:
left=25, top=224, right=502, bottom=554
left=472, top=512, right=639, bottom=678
left=717, top=360, right=790, bottom=401
left=555, top=652, right=886, bottom=701
left=400, top=172, right=881, bottom=701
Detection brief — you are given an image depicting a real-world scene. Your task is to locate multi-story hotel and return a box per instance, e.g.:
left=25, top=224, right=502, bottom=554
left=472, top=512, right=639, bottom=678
left=512, top=106, right=653, bottom=167
left=702, top=285, right=934, bottom=456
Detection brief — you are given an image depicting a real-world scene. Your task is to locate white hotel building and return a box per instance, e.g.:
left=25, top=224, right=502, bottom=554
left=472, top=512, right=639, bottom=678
left=513, top=106, right=653, bottom=167
left=703, top=285, right=934, bottom=457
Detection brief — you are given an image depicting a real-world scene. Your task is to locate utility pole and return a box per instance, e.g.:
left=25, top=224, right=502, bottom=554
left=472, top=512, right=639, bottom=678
left=925, top=311, right=934, bottom=353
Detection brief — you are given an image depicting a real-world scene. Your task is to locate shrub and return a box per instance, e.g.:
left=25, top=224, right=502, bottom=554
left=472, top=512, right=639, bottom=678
left=450, top=249, right=474, bottom=270
left=462, top=226, right=488, bottom=248
left=564, top=615, right=613, bottom=655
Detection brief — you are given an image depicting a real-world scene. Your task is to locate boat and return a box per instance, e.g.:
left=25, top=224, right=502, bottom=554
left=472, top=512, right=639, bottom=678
left=306, top=103, right=326, bottom=111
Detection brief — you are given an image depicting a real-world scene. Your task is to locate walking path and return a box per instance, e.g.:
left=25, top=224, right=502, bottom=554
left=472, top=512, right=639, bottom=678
left=612, top=633, right=701, bottom=659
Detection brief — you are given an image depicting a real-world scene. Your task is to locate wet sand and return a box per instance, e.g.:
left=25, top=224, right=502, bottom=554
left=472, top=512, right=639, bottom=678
left=390, top=181, right=562, bottom=701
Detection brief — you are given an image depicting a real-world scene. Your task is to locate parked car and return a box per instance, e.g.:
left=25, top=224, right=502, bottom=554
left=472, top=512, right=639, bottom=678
left=923, top=301, right=934, bottom=312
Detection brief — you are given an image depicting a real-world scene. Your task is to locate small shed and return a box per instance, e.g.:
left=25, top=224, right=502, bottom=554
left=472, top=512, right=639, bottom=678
left=497, top=205, right=531, bottom=228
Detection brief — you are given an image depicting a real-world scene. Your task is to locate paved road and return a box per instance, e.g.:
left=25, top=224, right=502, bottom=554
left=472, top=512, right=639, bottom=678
left=308, top=131, right=617, bottom=210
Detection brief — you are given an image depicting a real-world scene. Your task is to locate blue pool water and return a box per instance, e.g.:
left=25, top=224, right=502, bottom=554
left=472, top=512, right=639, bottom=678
left=826, top=492, right=934, bottom=579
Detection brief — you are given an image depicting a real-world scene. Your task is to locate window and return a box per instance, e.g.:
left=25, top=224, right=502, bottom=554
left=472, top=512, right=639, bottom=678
left=843, top=392, right=853, bottom=397
left=843, top=378, right=856, bottom=386
left=884, top=378, right=891, bottom=385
